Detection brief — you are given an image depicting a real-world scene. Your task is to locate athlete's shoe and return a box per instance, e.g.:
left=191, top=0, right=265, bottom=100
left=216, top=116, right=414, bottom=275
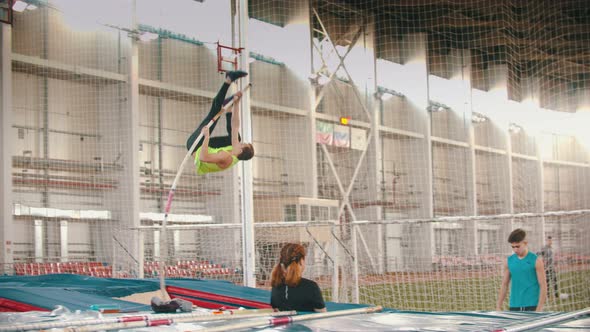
left=226, top=70, right=248, bottom=82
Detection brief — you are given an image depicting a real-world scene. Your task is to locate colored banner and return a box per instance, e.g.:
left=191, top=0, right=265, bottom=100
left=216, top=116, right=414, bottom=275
left=316, top=120, right=334, bottom=145
left=333, top=124, right=350, bottom=148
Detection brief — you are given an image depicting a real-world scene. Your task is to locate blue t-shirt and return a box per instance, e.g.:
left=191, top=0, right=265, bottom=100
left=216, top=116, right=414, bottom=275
left=507, top=251, right=540, bottom=307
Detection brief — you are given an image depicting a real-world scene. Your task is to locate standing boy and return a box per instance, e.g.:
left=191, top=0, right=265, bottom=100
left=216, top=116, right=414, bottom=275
left=496, top=228, right=547, bottom=312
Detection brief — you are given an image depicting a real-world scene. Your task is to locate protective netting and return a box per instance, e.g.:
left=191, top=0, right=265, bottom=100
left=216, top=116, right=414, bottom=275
left=349, top=212, right=590, bottom=311
left=9, top=0, right=138, bottom=276
left=3, top=0, right=589, bottom=312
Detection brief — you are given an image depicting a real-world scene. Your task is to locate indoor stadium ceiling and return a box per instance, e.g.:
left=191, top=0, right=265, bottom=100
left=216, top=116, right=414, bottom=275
left=319, top=0, right=590, bottom=84
left=248, top=0, right=589, bottom=111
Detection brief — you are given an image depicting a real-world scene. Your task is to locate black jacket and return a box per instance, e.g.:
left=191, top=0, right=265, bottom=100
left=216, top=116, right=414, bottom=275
left=271, top=278, right=326, bottom=312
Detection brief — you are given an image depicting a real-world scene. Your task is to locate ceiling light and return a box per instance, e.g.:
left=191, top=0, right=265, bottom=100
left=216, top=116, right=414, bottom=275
left=376, top=86, right=404, bottom=101
left=317, top=74, right=330, bottom=85
left=374, top=91, right=394, bottom=101
left=12, top=0, right=28, bottom=12
left=428, top=101, right=450, bottom=113
left=309, top=72, right=330, bottom=86
left=508, top=123, right=522, bottom=134
left=472, top=112, right=487, bottom=124
left=138, top=31, right=158, bottom=42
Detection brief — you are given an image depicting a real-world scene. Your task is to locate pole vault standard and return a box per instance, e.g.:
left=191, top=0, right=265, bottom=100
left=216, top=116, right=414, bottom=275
left=157, top=83, right=253, bottom=299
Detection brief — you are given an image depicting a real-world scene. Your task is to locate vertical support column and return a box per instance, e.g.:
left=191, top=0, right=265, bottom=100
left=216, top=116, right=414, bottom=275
left=523, top=76, right=546, bottom=239
left=489, top=65, right=515, bottom=221
left=331, top=220, right=339, bottom=302
left=41, top=7, right=49, bottom=207
left=360, top=19, right=384, bottom=274
left=475, top=64, right=513, bottom=247
left=99, top=3, right=140, bottom=276
left=0, top=22, right=13, bottom=273
left=505, top=131, right=516, bottom=249
left=371, top=91, right=384, bottom=274
left=468, top=126, right=479, bottom=254
left=368, top=30, right=384, bottom=274
left=117, top=0, right=141, bottom=276
left=60, top=220, right=68, bottom=262
left=307, top=3, right=331, bottom=297
left=112, top=239, right=117, bottom=274
left=506, top=135, right=514, bottom=214
left=34, top=220, right=44, bottom=263
left=305, top=3, right=318, bottom=199
left=138, top=230, right=144, bottom=278
left=238, top=0, right=256, bottom=287
left=453, top=49, right=478, bottom=256
left=307, top=119, right=318, bottom=196
left=227, top=0, right=241, bottom=266
left=392, top=33, right=432, bottom=271
left=425, top=47, right=436, bottom=269
left=537, top=137, right=546, bottom=238
left=173, top=230, right=180, bottom=258
left=153, top=230, right=160, bottom=259
left=486, top=62, right=512, bottom=239
left=351, top=222, right=359, bottom=303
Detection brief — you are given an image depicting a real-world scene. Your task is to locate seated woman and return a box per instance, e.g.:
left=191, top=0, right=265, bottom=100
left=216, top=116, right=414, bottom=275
left=270, top=243, right=327, bottom=312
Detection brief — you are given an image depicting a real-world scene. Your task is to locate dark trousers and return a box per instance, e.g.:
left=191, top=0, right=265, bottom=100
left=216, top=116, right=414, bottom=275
left=186, top=82, right=238, bottom=153
left=546, top=268, right=558, bottom=297
left=509, top=306, right=537, bottom=312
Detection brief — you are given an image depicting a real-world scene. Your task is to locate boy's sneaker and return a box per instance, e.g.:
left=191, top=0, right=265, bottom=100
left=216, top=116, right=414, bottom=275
left=226, top=70, right=248, bottom=82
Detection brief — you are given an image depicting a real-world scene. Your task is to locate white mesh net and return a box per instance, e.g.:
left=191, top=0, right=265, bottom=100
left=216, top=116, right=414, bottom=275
left=3, top=0, right=589, bottom=312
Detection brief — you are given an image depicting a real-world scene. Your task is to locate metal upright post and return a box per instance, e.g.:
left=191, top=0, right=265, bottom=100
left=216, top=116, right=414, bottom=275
left=238, top=0, right=256, bottom=287
left=0, top=21, right=14, bottom=274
